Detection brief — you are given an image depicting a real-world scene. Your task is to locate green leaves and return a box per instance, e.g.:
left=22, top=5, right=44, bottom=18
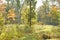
left=0, top=12, right=5, bottom=26
left=5, top=0, right=11, bottom=2
left=23, top=35, right=37, bottom=40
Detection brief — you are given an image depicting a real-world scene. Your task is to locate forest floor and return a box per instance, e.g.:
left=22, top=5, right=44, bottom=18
left=0, top=24, right=60, bottom=40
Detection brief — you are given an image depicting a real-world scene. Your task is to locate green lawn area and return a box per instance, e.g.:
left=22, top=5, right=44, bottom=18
left=0, top=24, right=60, bottom=40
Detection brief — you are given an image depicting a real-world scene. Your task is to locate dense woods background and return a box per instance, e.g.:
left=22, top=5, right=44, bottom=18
left=0, top=0, right=60, bottom=40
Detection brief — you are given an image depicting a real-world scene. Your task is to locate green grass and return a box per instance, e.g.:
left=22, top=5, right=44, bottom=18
left=0, top=24, right=60, bottom=40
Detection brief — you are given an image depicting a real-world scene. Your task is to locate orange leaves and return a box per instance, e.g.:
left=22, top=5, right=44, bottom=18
left=0, top=4, right=6, bottom=19
left=51, top=5, right=58, bottom=12
left=47, top=13, right=52, bottom=17
left=0, top=4, right=6, bottom=12
left=7, top=9, right=16, bottom=21
left=7, top=13, right=15, bottom=19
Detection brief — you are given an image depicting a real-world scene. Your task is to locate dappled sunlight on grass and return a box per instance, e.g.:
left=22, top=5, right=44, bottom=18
left=0, top=24, right=60, bottom=40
